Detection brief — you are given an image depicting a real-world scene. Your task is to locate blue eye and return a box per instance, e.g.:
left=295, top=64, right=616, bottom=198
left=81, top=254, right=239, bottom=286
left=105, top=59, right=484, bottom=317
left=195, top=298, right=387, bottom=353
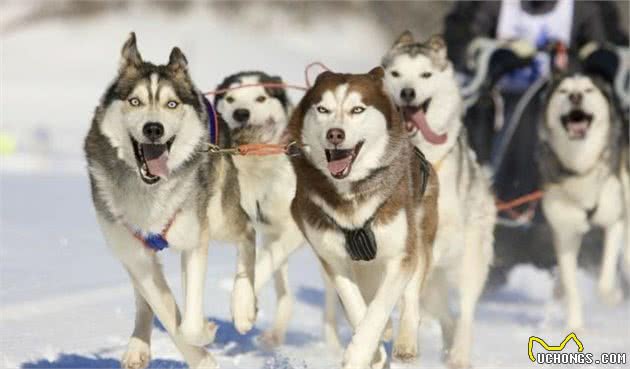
left=166, top=101, right=179, bottom=109
left=129, top=97, right=141, bottom=107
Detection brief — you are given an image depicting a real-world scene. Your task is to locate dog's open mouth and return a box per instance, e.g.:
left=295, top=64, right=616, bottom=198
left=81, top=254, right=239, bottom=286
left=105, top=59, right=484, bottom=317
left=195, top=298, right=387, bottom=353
left=561, top=109, right=593, bottom=140
left=325, top=140, right=364, bottom=179
left=131, top=136, right=175, bottom=184
left=401, top=98, right=447, bottom=144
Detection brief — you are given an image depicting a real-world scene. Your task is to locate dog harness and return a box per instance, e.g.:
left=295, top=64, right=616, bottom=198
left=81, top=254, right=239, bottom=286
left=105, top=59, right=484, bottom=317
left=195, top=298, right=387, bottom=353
left=324, top=148, right=432, bottom=262
left=124, top=210, right=179, bottom=252
left=203, top=97, right=219, bottom=145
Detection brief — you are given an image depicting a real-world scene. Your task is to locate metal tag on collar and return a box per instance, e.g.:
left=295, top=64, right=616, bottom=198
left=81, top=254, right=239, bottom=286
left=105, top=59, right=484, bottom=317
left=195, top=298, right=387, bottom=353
left=344, top=225, right=377, bottom=261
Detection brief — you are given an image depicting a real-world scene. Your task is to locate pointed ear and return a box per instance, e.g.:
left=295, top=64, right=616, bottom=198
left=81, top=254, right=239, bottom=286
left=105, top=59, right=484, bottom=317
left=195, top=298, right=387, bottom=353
left=119, top=32, right=142, bottom=74
left=168, top=47, right=188, bottom=74
left=368, top=66, right=384, bottom=80
left=392, top=30, right=414, bottom=49
left=313, top=70, right=335, bottom=85
left=427, top=35, right=448, bottom=70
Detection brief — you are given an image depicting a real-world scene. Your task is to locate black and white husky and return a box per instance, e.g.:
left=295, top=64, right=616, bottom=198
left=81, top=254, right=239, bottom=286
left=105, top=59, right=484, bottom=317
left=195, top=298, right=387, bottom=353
left=382, top=31, right=495, bottom=368
left=85, top=34, right=256, bottom=369
left=213, top=71, right=340, bottom=348
left=538, top=73, right=630, bottom=330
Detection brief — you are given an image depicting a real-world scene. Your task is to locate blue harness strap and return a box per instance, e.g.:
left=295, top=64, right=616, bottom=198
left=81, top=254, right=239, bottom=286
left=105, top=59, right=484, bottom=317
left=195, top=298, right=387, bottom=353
left=131, top=230, right=170, bottom=251
left=126, top=210, right=179, bottom=252
left=203, top=97, right=219, bottom=145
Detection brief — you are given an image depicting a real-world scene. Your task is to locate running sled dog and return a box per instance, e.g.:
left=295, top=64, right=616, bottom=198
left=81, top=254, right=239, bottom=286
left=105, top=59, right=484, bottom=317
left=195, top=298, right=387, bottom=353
left=382, top=31, right=495, bottom=368
left=289, top=67, right=439, bottom=369
left=85, top=34, right=257, bottom=369
left=538, top=73, right=630, bottom=330
left=213, top=71, right=340, bottom=348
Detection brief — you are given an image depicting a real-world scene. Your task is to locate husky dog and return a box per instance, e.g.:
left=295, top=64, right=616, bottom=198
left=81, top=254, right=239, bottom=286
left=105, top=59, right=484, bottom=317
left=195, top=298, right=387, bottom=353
left=85, top=34, right=256, bottom=369
left=538, top=73, right=630, bottom=330
left=382, top=31, right=495, bottom=368
left=289, top=67, right=439, bottom=369
left=213, top=71, right=340, bottom=348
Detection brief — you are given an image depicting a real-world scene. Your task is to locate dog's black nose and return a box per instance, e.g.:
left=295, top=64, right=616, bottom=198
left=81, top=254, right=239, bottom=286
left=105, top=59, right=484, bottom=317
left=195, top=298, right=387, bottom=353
left=400, top=88, right=416, bottom=103
left=569, top=92, right=582, bottom=105
left=326, top=128, right=345, bottom=146
left=142, top=122, right=164, bottom=141
left=233, top=109, right=250, bottom=123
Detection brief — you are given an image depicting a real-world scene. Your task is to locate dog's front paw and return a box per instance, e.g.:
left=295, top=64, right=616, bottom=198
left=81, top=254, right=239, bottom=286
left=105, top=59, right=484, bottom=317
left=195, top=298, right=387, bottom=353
left=179, top=319, right=217, bottom=346
left=392, top=336, right=418, bottom=363
left=231, top=277, right=256, bottom=334
left=342, top=343, right=370, bottom=369
left=446, top=349, right=471, bottom=369
left=393, top=341, right=417, bottom=363
left=121, top=337, right=150, bottom=369
left=598, top=285, right=623, bottom=306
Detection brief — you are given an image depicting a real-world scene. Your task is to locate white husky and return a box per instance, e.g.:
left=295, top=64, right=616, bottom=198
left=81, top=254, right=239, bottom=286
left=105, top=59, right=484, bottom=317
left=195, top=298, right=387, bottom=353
left=382, top=31, right=495, bottom=368
left=213, top=71, right=340, bottom=348
left=539, top=73, right=630, bottom=330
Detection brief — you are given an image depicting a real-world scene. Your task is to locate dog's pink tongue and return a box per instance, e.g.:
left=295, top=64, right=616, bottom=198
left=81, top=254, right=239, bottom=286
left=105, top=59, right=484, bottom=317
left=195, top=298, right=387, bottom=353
left=146, top=151, right=170, bottom=178
left=327, top=156, right=352, bottom=176
left=410, top=110, right=448, bottom=145
left=568, top=121, right=589, bottom=137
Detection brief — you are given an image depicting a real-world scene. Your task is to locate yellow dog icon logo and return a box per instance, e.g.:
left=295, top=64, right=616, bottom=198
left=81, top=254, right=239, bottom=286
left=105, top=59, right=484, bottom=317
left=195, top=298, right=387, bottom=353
left=528, top=332, right=584, bottom=362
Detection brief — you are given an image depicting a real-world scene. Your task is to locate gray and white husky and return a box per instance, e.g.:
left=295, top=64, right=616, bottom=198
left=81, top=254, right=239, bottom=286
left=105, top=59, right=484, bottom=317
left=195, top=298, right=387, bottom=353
left=382, top=31, right=495, bottom=368
left=538, top=73, right=630, bottom=331
left=85, top=34, right=256, bottom=369
left=213, top=71, right=340, bottom=348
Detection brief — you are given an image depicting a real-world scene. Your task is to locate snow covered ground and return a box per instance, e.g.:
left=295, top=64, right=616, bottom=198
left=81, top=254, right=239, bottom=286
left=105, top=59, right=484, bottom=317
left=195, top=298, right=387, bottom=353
left=1, top=3, right=629, bottom=369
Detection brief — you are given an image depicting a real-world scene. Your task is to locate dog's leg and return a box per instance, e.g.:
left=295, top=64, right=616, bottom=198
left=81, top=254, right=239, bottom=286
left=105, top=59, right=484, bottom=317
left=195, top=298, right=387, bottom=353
left=232, top=233, right=257, bottom=334
left=421, top=268, right=455, bottom=356
left=256, top=228, right=302, bottom=345
left=393, top=266, right=421, bottom=362
left=260, top=261, right=293, bottom=347
left=342, top=256, right=416, bottom=369
left=121, top=289, right=153, bottom=369
left=543, top=197, right=588, bottom=331
left=447, top=229, right=492, bottom=369
left=553, top=231, right=584, bottom=331
left=320, top=260, right=383, bottom=368
left=254, top=228, right=302, bottom=293
left=125, top=257, right=216, bottom=369
left=179, top=225, right=216, bottom=346
left=598, top=220, right=624, bottom=305
left=321, top=266, right=342, bottom=351
left=355, top=263, right=392, bottom=345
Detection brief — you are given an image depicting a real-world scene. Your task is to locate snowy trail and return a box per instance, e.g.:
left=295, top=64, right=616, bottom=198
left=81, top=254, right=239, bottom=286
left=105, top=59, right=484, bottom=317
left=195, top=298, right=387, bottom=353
left=1, top=174, right=629, bottom=369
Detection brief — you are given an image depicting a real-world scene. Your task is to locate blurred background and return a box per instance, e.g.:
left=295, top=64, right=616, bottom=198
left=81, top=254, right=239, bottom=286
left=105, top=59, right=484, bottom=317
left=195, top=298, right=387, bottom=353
left=1, top=2, right=629, bottom=369
left=1, top=1, right=627, bottom=172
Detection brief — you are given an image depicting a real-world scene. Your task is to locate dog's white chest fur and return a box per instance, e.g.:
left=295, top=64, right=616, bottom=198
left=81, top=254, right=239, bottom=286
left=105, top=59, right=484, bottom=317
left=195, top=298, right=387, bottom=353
left=544, top=164, right=624, bottom=228
left=303, top=196, right=408, bottom=264
left=233, top=155, right=296, bottom=229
